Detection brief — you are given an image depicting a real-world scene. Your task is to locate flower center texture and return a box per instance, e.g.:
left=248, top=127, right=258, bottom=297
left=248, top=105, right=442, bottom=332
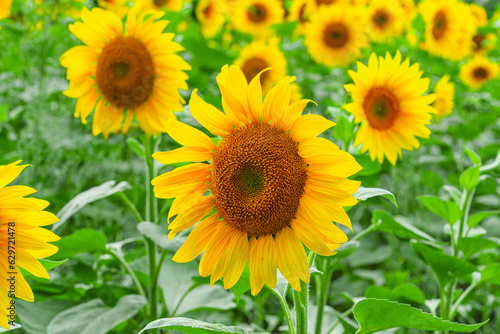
left=433, top=11, right=447, bottom=40
left=373, top=10, right=390, bottom=28
left=211, top=122, right=308, bottom=237
left=473, top=67, right=488, bottom=79
left=202, top=1, right=214, bottom=18
left=316, top=0, right=336, bottom=5
left=247, top=4, right=268, bottom=23
left=95, top=36, right=155, bottom=110
left=363, top=87, right=400, bottom=130
left=323, top=23, right=349, bottom=48
left=241, top=58, right=270, bottom=84
left=153, top=0, right=168, bottom=8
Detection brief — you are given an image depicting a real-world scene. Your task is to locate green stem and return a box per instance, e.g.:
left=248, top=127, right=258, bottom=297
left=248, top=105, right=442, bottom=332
left=459, top=188, right=475, bottom=241
left=293, top=283, right=308, bottom=334
left=106, top=248, right=147, bottom=302
left=151, top=249, right=169, bottom=315
left=449, top=280, right=478, bottom=319
left=315, top=258, right=338, bottom=334
left=439, top=284, right=447, bottom=321
left=268, top=288, right=296, bottom=334
left=118, top=191, right=143, bottom=223
left=352, top=224, right=375, bottom=241
left=326, top=305, right=354, bottom=334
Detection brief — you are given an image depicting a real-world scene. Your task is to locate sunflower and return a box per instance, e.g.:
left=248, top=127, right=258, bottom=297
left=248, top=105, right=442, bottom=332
left=343, top=52, right=436, bottom=165
left=0, top=161, right=59, bottom=330
left=459, top=56, right=500, bottom=90
left=366, top=0, right=405, bottom=43
left=152, top=65, right=361, bottom=294
left=196, top=0, right=225, bottom=38
left=469, top=3, right=488, bottom=28
left=398, top=0, right=416, bottom=26
left=288, top=0, right=309, bottom=34
left=432, top=75, right=454, bottom=123
left=97, top=0, right=130, bottom=18
left=139, top=0, right=183, bottom=12
left=60, top=7, right=190, bottom=139
left=308, top=0, right=349, bottom=10
left=234, top=40, right=287, bottom=94
left=304, top=4, right=368, bottom=68
left=0, top=0, right=13, bottom=19
left=419, top=0, right=475, bottom=61
left=231, top=0, right=284, bottom=37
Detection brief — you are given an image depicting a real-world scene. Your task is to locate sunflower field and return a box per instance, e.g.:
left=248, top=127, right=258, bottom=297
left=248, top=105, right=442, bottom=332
left=1, top=0, right=500, bottom=333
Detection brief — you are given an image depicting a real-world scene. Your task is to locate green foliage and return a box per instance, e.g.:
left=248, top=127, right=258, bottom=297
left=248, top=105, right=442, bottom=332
left=419, top=195, right=462, bottom=225
left=140, top=317, right=269, bottom=334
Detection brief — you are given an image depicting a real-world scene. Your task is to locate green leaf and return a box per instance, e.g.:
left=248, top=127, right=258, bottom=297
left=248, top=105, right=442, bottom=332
left=73, top=262, right=97, bottom=285
left=19, top=259, right=67, bottom=280
left=411, top=242, right=476, bottom=286
left=334, top=240, right=360, bottom=260
left=465, top=148, right=481, bottom=165
left=175, top=285, right=236, bottom=316
left=137, top=221, right=184, bottom=252
left=139, top=317, right=268, bottom=334
left=459, top=166, right=480, bottom=191
left=353, top=187, right=398, bottom=207
left=126, top=137, right=145, bottom=158
left=480, top=263, right=500, bottom=285
left=333, top=114, right=355, bottom=145
left=372, top=210, right=436, bottom=242
left=365, top=283, right=425, bottom=305
left=467, top=210, right=500, bottom=228
left=353, top=155, right=381, bottom=176
left=418, top=196, right=462, bottom=225
left=17, top=300, right=75, bottom=334
left=353, top=299, right=488, bottom=333
left=230, top=266, right=251, bottom=304
left=0, top=324, right=21, bottom=332
left=47, top=295, right=146, bottom=334
left=52, top=181, right=131, bottom=231
left=50, top=229, right=107, bottom=260
left=458, top=237, right=500, bottom=260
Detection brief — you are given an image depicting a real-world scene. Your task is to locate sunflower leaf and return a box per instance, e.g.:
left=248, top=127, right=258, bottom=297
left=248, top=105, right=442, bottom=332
left=18, top=259, right=68, bottom=280
left=49, top=229, right=107, bottom=260
left=139, top=317, right=269, bottom=334
left=372, top=211, right=436, bottom=242
left=353, top=186, right=398, bottom=207
left=459, top=166, right=480, bottom=191
left=458, top=237, right=500, bottom=260
left=418, top=195, right=462, bottom=225
left=467, top=210, right=500, bottom=228
left=353, top=299, right=488, bottom=333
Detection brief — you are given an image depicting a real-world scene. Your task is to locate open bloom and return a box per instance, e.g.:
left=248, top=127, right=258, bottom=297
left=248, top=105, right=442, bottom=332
left=344, top=52, right=436, bottom=165
left=366, top=0, right=405, bottom=43
left=459, top=56, right=499, bottom=90
left=231, top=0, right=284, bottom=37
left=152, top=65, right=361, bottom=295
left=60, top=7, right=190, bottom=138
left=0, top=162, right=60, bottom=330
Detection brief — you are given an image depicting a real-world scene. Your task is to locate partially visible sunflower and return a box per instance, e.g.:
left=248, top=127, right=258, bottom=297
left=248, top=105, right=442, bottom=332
left=469, top=3, right=488, bottom=28
left=344, top=52, right=436, bottom=165
left=459, top=56, right=499, bottom=90
left=152, top=65, right=361, bottom=295
left=196, top=0, right=225, bottom=38
left=305, top=4, right=368, bottom=68
left=288, top=0, right=309, bottom=34
left=0, top=161, right=60, bottom=330
left=234, top=39, right=287, bottom=94
left=419, top=0, right=475, bottom=61
left=398, top=0, right=416, bottom=26
left=139, top=0, right=183, bottom=12
left=97, top=0, right=130, bottom=18
left=432, top=75, right=454, bottom=123
left=472, top=33, right=497, bottom=56
left=366, top=0, right=405, bottom=43
left=232, top=0, right=284, bottom=37
left=307, top=0, right=349, bottom=10
left=60, top=7, right=190, bottom=138
left=0, top=0, right=13, bottom=19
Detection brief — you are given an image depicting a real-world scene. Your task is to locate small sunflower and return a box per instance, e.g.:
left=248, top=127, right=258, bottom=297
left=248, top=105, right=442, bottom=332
left=304, top=4, right=368, bottom=68
left=288, top=0, right=309, bottom=34
left=308, top=0, right=349, bottom=10
left=419, top=0, right=475, bottom=61
left=234, top=40, right=287, bottom=94
left=398, top=0, right=416, bottom=26
left=139, top=0, right=183, bottom=12
left=459, top=56, right=500, bottom=90
left=231, top=0, right=284, bottom=37
left=344, top=52, right=436, bottom=165
left=152, top=65, right=361, bottom=294
left=469, top=3, right=488, bottom=28
left=97, top=0, right=130, bottom=18
left=472, top=33, right=496, bottom=56
left=0, top=0, right=13, bottom=19
left=196, top=0, right=225, bottom=38
left=432, top=75, right=454, bottom=122
left=0, top=161, right=60, bottom=330
left=60, top=7, right=190, bottom=138
left=366, top=0, right=405, bottom=43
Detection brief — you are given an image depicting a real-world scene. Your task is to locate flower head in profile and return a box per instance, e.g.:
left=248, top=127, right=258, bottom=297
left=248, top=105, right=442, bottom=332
left=344, top=52, right=436, bottom=165
left=0, top=161, right=60, bottom=330
left=60, top=7, right=190, bottom=138
left=152, top=65, right=361, bottom=295
left=432, top=75, right=454, bottom=123
left=304, top=4, right=368, bottom=68
left=459, top=56, right=499, bottom=90
left=231, top=0, right=284, bottom=37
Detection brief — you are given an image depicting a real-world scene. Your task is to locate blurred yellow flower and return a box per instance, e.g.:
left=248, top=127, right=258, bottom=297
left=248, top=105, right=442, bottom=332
left=97, top=0, right=131, bottom=18
left=232, top=0, right=284, bottom=37
left=432, top=75, right=454, bottom=122
left=366, top=0, right=405, bottom=43
left=344, top=52, right=436, bottom=165
left=196, top=0, right=225, bottom=38
left=459, top=56, right=499, bottom=90
left=138, top=0, right=183, bottom=12
left=288, top=0, right=309, bottom=34
left=60, top=7, right=190, bottom=138
left=0, top=0, right=13, bottom=19
left=0, top=161, right=60, bottom=330
left=152, top=65, right=361, bottom=295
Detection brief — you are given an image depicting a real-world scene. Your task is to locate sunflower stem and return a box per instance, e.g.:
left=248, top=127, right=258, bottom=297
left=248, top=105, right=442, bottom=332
left=118, top=191, right=143, bottom=223
left=268, top=288, right=296, bottom=334
left=315, top=258, right=338, bottom=334
left=106, top=248, right=148, bottom=302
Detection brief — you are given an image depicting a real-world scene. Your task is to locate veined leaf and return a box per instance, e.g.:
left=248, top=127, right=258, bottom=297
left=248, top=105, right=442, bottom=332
left=419, top=196, right=462, bottom=225
left=49, top=229, right=107, bottom=260
left=372, top=210, right=435, bottom=242
left=353, top=187, right=398, bottom=207
left=139, top=317, right=269, bottom=334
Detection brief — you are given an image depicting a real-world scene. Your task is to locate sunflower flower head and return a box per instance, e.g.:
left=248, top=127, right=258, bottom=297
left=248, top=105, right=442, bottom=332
left=60, top=7, right=191, bottom=139
left=152, top=65, right=361, bottom=295
left=459, top=56, right=500, bottom=90
left=231, top=0, right=284, bottom=37
left=344, top=51, right=437, bottom=165
left=432, top=75, right=454, bottom=123
left=366, top=0, right=405, bottom=43
left=196, top=0, right=225, bottom=38
left=0, top=161, right=60, bottom=330
left=0, top=0, right=13, bottom=19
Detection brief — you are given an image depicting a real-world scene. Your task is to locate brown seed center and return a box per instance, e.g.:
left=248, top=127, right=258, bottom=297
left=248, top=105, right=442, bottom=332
left=316, top=0, right=336, bottom=5
left=154, top=0, right=168, bottom=8
left=241, top=57, right=270, bottom=85
left=473, top=67, right=488, bottom=80
left=211, top=122, right=307, bottom=237
left=433, top=11, right=447, bottom=40
left=247, top=4, right=268, bottom=23
left=373, top=10, right=390, bottom=28
left=96, top=36, right=155, bottom=110
left=363, top=87, right=400, bottom=130
left=323, top=22, right=349, bottom=48
left=203, top=1, right=214, bottom=18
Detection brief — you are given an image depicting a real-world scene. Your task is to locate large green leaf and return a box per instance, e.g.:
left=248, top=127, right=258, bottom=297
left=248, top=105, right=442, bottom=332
left=19, top=259, right=67, bottom=280
left=50, top=229, right=107, bottom=260
left=458, top=237, right=500, bottom=260
left=480, top=263, right=500, bottom=285
left=139, top=317, right=269, bottom=334
left=174, top=284, right=237, bottom=316
left=353, top=187, right=398, bottom=207
left=418, top=196, right=462, bottom=225
left=411, top=242, right=476, bottom=286
left=459, top=166, right=480, bottom=191
left=365, top=283, right=425, bottom=305
left=353, top=155, right=381, bottom=176
left=372, top=210, right=435, bottom=242
left=353, top=299, right=488, bottom=333
left=467, top=210, right=500, bottom=228
left=47, top=295, right=146, bottom=334
left=52, top=181, right=131, bottom=231
left=137, top=221, right=185, bottom=252
left=17, top=300, right=75, bottom=334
